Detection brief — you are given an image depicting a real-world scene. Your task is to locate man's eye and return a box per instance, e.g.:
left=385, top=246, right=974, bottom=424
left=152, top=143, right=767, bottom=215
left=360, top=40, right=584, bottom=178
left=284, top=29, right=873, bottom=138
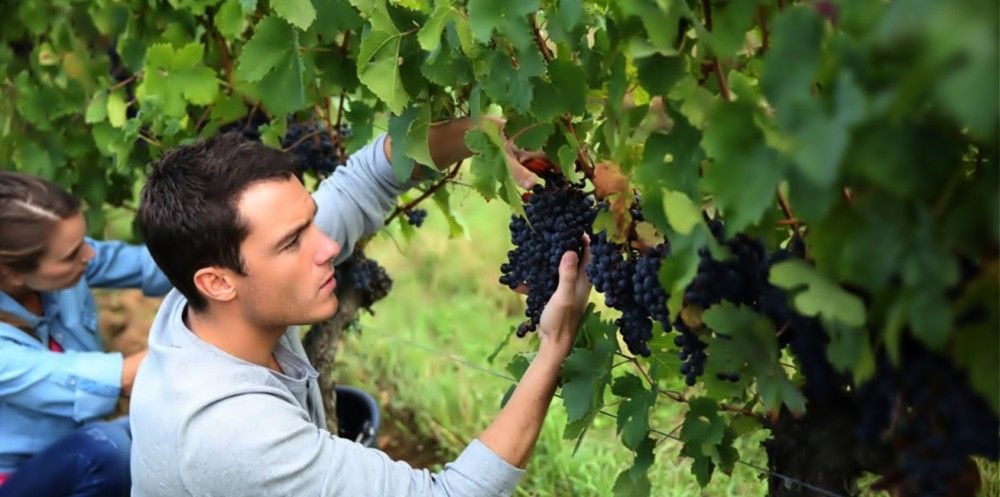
left=286, top=236, right=302, bottom=250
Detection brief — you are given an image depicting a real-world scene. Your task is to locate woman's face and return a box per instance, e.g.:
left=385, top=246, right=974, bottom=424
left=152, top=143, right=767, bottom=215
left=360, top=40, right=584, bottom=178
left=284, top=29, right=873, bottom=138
left=18, top=213, right=95, bottom=291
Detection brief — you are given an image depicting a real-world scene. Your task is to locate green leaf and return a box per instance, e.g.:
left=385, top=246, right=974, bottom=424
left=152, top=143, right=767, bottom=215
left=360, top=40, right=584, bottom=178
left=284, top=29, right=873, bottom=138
left=388, top=104, right=433, bottom=181
left=85, top=92, right=108, bottom=124
left=769, top=260, right=866, bottom=327
left=467, top=0, right=539, bottom=50
left=355, top=2, right=410, bottom=114
left=635, top=54, right=685, bottom=96
left=139, top=42, right=219, bottom=118
left=662, top=190, right=701, bottom=235
left=548, top=56, right=587, bottom=115
left=418, top=1, right=451, bottom=52
left=560, top=307, right=616, bottom=425
left=611, top=373, right=656, bottom=449
left=703, top=303, right=806, bottom=415
left=106, top=91, right=128, bottom=128
left=481, top=48, right=542, bottom=113
left=256, top=36, right=308, bottom=116
left=612, top=437, right=655, bottom=497
left=273, top=0, right=317, bottom=30
left=314, top=0, right=364, bottom=37
left=237, top=16, right=296, bottom=83
left=215, top=0, right=246, bottom=37
left=700, top=100, right=787, bottom=234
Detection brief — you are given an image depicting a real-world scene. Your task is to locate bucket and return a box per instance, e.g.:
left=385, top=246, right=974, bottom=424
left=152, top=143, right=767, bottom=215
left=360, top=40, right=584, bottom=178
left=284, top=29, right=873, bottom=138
left=334, top=385, right=381, bottom=448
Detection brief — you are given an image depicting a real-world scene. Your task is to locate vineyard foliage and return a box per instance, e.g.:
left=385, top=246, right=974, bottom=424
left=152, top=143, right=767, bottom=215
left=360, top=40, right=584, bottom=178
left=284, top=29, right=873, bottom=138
left=1, top=0, right=997, bottom=495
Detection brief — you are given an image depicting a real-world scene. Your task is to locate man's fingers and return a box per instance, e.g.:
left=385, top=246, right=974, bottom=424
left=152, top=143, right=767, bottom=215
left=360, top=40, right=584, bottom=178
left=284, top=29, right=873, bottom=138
left=575, top=235, right=594, bottom=302
left=551, top=250, right=580, bottom=304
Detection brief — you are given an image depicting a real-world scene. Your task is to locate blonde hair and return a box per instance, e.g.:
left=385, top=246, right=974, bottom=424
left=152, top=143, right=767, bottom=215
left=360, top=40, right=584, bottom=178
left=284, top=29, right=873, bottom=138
left=0, top=172, right=80, bottom=272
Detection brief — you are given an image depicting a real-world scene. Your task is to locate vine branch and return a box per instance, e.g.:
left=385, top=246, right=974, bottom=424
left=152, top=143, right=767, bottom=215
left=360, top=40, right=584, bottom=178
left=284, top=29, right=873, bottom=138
left=622, top=354, right=761, bottom=420
left=530, top=13, right=596, bottom=181
left=384, top=159, right=465, bottom=225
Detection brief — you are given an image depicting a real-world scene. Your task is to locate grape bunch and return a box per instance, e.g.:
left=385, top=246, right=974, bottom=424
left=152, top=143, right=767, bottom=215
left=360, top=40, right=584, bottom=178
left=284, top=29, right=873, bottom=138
left=632, top=243, right=670, bottom=328
left=585, top=235, right=668, bottom=357
left=282, top=123, right=342, bottom=176
left=345, top=251, right=393, bottom=310
left=585, top=193, right=672, bottom=357
left=675, top=218, right=838, bottom=395
left=499, top=175, right=597, bottom=337
left=855, top=340, right=999, bottom=496
left=405, top=209, right=427, bottom=228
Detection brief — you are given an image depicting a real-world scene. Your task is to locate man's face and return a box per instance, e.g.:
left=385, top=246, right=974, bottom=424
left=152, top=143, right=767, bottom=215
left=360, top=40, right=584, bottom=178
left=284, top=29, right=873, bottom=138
left=232, top=177, right=340, bottom=328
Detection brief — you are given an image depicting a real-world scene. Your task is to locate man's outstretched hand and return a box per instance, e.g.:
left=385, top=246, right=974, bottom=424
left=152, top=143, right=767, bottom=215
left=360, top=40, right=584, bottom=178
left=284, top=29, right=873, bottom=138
left=537, top=235, right=593, bottom=358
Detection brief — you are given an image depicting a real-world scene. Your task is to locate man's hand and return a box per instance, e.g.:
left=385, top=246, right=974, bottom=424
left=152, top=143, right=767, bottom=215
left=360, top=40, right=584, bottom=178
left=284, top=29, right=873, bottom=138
left=121, top=349, right=148, bottom=398
left=536, top=235, right=593, bottom=358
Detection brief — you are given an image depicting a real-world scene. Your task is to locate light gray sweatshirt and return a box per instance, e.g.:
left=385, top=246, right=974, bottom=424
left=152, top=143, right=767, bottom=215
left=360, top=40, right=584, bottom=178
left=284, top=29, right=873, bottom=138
left=130, top=135, right=525, bottom=497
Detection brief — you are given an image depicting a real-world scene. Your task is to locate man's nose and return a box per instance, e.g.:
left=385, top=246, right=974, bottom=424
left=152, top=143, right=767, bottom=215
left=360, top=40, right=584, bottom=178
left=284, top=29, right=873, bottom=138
left=316, top=234, right=340, bottom=265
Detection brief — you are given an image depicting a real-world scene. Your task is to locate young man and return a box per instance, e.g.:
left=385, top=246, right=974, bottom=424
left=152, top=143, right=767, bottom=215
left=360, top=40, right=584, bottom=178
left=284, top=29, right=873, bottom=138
left=130, top=119, right=592, bottom=497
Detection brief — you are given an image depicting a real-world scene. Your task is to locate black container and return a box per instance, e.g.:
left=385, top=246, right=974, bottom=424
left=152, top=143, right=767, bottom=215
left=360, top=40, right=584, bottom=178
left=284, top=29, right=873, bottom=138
left=334, top=385, right=381, bottom=448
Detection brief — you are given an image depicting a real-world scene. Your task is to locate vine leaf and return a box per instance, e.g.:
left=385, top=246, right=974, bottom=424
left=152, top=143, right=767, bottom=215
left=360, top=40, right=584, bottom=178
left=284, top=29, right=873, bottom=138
left=560, top=307, right=616, bottom=435
left=354, top=0, right=409, bottom=114
left=140, top=42, right=218, bottom=118
left=236, top=16, right=295, bottom=83
left=700, top=100, right=787, bottom=235
left=611, top=373, right=656, bottom=450
left=612, top=437, right=654, bottom=497
left=273, top=0, right=316, bottom=30
left=769, top=260, right=866, bottom=328
left=702, top=303, right=806, bottom=416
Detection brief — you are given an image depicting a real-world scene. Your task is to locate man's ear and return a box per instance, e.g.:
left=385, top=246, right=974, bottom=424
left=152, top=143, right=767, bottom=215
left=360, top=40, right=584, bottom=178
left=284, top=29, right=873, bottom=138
left=192, top=267, right=237, bottom=304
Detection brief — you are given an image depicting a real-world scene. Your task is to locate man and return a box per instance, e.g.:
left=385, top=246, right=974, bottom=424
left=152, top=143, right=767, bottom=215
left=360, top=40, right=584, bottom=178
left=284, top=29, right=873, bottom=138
left=130, top=118, right=593, bottom=497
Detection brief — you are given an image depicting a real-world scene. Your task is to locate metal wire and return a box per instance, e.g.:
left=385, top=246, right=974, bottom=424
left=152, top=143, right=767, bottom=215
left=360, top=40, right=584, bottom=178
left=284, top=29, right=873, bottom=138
left=357, top=329, right=848, bottom=497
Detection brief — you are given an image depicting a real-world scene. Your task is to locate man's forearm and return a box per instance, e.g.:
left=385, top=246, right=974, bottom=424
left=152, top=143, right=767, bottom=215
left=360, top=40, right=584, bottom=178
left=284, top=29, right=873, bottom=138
left=478, top=345, right=565, bottom=468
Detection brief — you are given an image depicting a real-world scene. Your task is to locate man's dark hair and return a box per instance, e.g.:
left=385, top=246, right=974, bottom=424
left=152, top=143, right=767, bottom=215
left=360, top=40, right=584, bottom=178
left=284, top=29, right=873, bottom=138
left=138, top=133, right=301, bottom=311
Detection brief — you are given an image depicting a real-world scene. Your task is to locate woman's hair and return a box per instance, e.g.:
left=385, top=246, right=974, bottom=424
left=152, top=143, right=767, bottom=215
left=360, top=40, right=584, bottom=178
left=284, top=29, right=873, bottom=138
left=0, top=172, right=81, bottom=272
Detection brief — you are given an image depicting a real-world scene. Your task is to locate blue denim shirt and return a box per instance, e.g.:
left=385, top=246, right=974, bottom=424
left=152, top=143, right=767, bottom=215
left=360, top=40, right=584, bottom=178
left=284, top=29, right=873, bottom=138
left=0, top=239, right=171, bottom=472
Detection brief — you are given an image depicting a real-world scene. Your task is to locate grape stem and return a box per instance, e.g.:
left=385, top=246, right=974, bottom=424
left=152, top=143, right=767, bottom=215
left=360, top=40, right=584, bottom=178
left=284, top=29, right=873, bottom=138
left=108, top=74, right=138, bottom=91
left=282, top=128, right=325, bottom=152
left=530, top=13, right=596, bottom=181
left=701, top=0, right=733, bottom=102
left=621, top=353, right=761, bottom=420
left=384, top=159, right=464, bottom=225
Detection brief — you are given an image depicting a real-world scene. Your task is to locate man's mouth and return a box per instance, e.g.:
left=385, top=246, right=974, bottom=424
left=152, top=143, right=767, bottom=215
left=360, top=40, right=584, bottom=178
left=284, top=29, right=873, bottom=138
left=320, top=273, right=336, bottom=292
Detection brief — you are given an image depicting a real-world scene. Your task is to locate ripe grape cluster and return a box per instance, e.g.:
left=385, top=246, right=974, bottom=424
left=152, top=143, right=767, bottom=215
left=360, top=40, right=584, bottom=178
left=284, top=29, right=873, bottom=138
left=345, top=251, right=393, bottom=310
left=499, top=176, right=597, bottom=337
left=282, top=123, right=344, bottom=176
left=855, top=340, right=999, bottom=496
left=675, top=218, right=837, bottom=396
left=585, top=231, right=670, bottom=357
left=405, top=209, right=427, bottom=227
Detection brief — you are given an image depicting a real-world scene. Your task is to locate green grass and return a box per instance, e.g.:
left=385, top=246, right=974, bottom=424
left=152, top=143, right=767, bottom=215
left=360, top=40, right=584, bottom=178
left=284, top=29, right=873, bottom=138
left=333, top=184, right=999, bottom=497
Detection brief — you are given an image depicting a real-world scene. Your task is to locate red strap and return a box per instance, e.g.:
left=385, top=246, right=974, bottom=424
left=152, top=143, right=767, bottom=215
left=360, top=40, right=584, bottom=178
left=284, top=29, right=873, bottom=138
left=0, top=473, right=8, bottom=486
left=48, top=337, right=64, bottom=353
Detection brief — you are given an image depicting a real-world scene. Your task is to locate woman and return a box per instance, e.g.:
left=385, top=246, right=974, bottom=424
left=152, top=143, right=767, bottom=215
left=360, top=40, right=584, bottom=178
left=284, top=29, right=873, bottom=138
left=0, top=172, right=171, bottom=497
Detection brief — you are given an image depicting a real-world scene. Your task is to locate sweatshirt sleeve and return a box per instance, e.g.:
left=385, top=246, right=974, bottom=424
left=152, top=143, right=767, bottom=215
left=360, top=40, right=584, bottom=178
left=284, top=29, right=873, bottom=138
left=83, top=239, right=173, bottom=296
left=312, top=134, right=414, bottom=266
left=179, top=393, right=524, bottom=497
left=0, top=335, right=123, bottom=422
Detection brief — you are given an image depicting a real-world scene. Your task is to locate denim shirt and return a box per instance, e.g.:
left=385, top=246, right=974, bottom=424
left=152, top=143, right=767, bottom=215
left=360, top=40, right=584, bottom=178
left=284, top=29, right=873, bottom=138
left=0, top=239, right=171, bottom=472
